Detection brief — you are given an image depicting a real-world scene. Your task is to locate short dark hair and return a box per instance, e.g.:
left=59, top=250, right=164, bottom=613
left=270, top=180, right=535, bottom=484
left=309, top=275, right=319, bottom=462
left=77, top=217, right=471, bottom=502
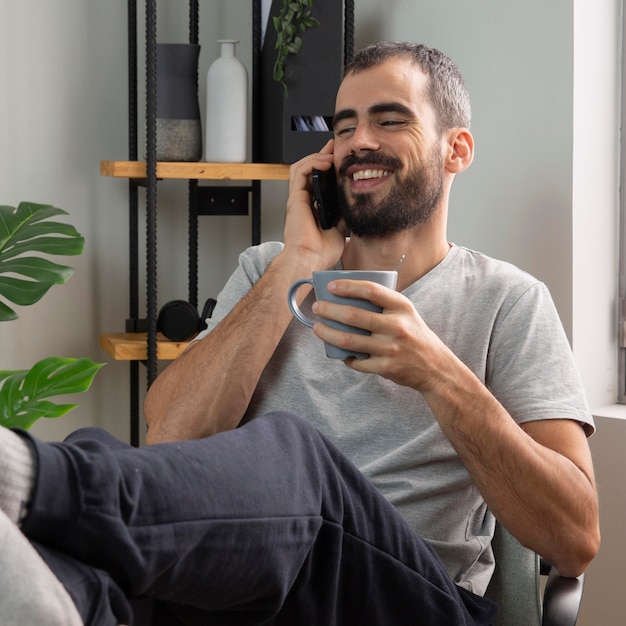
left=344, top=42, right=471, bottom=132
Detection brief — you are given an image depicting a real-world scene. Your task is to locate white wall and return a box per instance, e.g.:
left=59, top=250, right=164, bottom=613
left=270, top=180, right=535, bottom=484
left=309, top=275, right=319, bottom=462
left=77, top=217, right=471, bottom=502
left=0, top=0, right=623, bottom=621
left=571, top=3, right=624, bottom=622
left=377, top=0, right=578, bottom=336
left=0, top=1, right=129, bottom=440
left=357, top=1, right=624, bottom=622
left=0, top=0, right=288, bottom=443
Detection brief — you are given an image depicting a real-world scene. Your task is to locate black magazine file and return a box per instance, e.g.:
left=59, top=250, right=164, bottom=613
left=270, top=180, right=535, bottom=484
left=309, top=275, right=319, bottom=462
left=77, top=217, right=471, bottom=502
left=259, top=0, right=346, bottom=164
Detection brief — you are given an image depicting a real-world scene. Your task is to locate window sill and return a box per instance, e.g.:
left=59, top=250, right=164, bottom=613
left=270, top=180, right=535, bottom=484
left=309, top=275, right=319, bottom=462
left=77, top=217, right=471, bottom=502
left=591, top=404, right=626, bottom=421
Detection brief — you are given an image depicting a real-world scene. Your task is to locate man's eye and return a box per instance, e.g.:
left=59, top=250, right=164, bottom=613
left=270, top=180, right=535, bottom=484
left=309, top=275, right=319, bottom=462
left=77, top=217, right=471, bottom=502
left=380, top=119, right=404, bottom=127
left=335, top=126, right=355, bottom=136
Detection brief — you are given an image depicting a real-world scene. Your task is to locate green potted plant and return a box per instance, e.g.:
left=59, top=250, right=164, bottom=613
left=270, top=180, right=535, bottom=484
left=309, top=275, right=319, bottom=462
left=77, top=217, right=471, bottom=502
left=261, top=0, right=343, bottom=163
left=0, top=201, right=103, bottom=430
left=272, top=0, right=320, bottom=97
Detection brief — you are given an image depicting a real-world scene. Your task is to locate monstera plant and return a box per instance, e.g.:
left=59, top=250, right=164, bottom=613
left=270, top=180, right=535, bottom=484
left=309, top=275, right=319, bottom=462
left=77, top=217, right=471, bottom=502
left=0, top=201, right=104, bottom=430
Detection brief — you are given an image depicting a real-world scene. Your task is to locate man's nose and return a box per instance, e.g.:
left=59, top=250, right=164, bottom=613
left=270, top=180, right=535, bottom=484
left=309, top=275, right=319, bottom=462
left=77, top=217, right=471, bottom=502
left=349, top=124, right=380, bottom=153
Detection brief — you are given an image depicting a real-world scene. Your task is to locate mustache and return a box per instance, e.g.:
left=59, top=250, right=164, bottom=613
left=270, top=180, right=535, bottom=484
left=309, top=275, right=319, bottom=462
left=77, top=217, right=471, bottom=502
left=337, top=153, right=402, bottom=178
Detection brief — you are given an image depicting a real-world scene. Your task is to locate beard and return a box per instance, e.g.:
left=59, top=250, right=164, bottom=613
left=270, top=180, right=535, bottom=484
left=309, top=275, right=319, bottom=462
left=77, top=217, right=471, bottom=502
left=336, top=143, right=444, bottom=238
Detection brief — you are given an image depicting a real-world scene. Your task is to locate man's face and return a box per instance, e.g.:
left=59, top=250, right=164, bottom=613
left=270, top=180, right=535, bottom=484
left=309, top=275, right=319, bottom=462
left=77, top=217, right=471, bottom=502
left=332, top=58, right=445, bottom=237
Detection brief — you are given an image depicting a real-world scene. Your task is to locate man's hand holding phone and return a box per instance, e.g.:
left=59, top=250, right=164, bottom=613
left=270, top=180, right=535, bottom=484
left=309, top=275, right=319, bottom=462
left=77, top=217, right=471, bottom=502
left=283, top=140, right=345, bottom=273
left=312, top=166, right=341, bottom=229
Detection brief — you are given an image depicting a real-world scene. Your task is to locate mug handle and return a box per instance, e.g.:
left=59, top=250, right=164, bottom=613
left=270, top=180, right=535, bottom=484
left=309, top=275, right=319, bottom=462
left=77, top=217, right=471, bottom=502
left=287, top=278, right=315, bottom=328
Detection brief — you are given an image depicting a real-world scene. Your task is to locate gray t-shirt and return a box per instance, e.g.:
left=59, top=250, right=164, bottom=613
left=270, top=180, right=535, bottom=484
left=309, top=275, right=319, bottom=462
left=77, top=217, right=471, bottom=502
left=197, top=241, right=593, bottom=595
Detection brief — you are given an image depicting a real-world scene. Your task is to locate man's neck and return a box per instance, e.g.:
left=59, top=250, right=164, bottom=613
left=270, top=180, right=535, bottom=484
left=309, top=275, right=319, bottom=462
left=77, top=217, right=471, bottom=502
left=341, top=228, right=450, bottom=291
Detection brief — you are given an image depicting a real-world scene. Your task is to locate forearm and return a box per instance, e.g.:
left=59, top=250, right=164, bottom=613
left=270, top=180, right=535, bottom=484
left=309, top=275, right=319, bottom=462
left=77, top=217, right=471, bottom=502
left=144, top=251, right=315, bottom=443
left=311, top=275, right=600, bottom=574
left=143, top=141, right=345, bottom=443
left=421, top=352, right=599, bottom=576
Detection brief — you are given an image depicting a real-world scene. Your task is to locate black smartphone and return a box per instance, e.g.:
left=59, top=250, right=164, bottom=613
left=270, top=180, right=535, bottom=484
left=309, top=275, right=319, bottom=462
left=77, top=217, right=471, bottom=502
left=312, top=166, right=341, bottom=229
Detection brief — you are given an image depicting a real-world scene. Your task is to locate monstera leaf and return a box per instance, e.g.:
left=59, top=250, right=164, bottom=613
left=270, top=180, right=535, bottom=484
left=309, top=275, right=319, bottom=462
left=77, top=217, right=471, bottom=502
left=0, top=201, right=84, bottom=321
left=0, top=357, right=105, bottom=430
left=0, top=202, right=103, bottom=429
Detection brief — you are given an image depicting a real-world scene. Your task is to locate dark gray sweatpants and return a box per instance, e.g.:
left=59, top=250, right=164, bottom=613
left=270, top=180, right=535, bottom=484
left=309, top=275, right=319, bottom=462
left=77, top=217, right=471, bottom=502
left=19, top=412, right=497, bottom=626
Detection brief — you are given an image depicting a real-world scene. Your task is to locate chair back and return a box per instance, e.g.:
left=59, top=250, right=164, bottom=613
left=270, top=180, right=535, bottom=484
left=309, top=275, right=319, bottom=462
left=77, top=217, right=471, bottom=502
left=485, top=522, right=542, bottom=626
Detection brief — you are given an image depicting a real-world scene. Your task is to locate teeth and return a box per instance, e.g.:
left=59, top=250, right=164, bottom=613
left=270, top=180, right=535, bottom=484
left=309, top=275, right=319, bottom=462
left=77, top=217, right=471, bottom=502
left=352, top=169, right=391, bottom=181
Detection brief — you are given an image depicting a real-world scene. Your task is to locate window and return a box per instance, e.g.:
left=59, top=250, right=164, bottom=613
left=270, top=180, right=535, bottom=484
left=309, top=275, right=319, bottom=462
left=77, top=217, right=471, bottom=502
left=619, top=0, right=626, bottom=403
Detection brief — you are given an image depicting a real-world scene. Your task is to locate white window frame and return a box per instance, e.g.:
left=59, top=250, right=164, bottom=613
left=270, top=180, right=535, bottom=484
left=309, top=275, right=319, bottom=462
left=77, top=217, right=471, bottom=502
left=619, top=0, right=626, bottom=403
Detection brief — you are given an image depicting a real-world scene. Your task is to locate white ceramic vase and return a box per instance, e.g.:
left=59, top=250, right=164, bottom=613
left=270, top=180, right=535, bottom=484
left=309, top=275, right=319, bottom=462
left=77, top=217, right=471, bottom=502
left=205, top=40, right=248, bottom=162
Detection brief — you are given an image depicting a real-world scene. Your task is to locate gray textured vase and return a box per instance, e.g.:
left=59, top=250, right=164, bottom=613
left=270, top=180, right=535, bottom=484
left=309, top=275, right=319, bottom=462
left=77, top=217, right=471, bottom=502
left=155, top=43, right=202, bottom=162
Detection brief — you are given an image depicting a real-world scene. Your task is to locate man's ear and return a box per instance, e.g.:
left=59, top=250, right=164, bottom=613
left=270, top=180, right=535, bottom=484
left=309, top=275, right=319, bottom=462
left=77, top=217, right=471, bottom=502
left=444, top=128, right=474, bottom=174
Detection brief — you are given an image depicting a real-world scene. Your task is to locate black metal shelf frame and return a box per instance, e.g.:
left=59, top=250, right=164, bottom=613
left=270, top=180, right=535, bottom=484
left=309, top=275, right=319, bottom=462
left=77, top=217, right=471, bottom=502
left=125, top=0, right=354, bottom=445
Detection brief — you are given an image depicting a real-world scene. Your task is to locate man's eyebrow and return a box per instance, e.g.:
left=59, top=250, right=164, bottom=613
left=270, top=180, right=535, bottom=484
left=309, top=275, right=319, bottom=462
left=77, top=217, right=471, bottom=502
left=332, top=103, right=415, bottom=129
left=332, top=109, right=356, bottom=129
left=368, top=102, right=415, bottom=117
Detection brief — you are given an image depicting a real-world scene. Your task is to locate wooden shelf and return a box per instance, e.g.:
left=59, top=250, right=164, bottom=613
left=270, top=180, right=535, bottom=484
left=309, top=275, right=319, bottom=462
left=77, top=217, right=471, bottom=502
left=100, top=332, right=190, bottom=361
left=100, top=160, right=291, bottom=181
left=99, top=161, right=290, bottom=364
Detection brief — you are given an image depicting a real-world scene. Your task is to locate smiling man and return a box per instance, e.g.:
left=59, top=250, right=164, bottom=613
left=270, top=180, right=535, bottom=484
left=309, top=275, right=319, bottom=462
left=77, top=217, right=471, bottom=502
left=0, top=42, right=599, bottom=625
left=143, top=41, right=598, bottom=621
left=333, top=81, right=450, bottom=237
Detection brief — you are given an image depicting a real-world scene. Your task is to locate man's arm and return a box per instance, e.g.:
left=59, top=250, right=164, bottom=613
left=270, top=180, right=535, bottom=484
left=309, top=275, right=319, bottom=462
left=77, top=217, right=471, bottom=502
left=145, top=254, right=313, bottom=442
left=144, top=141, right=344, bottom=443
left=421, top=363, right=599, bottom=578
left=311, top=279, right=600, bottom=577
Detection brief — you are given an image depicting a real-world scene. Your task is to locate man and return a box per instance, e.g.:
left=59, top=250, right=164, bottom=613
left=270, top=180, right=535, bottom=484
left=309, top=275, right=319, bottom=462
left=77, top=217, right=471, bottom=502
left=145, top=41, right=599, bottom=577
left=0, top=42, right=598, bottom=625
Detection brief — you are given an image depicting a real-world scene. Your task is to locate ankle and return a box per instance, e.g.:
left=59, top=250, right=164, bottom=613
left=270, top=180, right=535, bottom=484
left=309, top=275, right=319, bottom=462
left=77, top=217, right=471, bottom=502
left=0, top=427, right=36, bottom=525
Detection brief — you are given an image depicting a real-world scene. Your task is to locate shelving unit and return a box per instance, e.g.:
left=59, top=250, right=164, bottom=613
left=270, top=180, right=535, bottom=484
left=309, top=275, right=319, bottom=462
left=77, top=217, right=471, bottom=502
left=100, top=161, right=290, bottom=181
left=100, top=0, right=290, bottom=445
left=101, top=0, right=352, bottom=445
left=98, top=159, right=289, bottom=366
left=100, top=332, right=190, bottom=361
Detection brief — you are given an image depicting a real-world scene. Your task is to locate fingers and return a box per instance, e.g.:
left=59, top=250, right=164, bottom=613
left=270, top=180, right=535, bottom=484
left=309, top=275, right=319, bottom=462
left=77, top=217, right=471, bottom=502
left=310, top=282, right=424, bottom=381
left=283, top=142, right=346, bottom=269
left=286, top=144, right=334, bottom=220
left=324, top=278, right=397, bottom=309
left=289, top=140, right=335, bottom=186
left=311, top=306, right=393, bottom=375
left=311, top=300, right=385, bottom=342
left=311, top=280, right=404, bottom=338
left=319, top=138, right=335, bottom=156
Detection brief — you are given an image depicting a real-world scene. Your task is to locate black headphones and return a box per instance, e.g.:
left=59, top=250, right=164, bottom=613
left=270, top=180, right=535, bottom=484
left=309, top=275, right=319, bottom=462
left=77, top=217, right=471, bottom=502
left=157, top=297, right=217, bottom=342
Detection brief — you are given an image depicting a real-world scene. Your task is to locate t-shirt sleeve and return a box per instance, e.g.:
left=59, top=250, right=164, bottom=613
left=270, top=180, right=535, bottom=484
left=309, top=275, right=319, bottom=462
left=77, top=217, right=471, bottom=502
left=194, top=241, right=284, bottom=341
left=486, top=282, right=594, bottom=435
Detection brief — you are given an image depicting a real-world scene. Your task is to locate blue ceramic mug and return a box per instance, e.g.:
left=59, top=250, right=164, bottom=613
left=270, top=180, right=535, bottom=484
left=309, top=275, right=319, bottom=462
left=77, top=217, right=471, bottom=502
left=287, top=270, right=398, bottom=359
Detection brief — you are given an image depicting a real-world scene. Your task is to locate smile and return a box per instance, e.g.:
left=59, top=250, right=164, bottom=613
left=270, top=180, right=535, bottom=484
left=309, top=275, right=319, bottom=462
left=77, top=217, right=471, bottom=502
left=351, top=169, right=392, bottom=181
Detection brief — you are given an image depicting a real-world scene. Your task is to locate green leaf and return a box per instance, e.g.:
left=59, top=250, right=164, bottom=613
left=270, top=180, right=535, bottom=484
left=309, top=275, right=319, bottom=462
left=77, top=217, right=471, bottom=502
left=0, top=202, right=99, bottom=430
left=22, top=357, right=105, bottom=398
left=273, top=63, right=284, bottom=82
left=302, top=17, right=320, bottom=28
left=0, top=357, right=105, bottom=430
left=291, top=37, right=303, bottom=54
left=271, top=0, right=320, bottom=99
left=0, top=300, right=17, bottom=321
left=0, top=203, right=83, bottom=254
left=0, top=202, right=83, bottom=320
left=2, top=235, right=84, bottom=261
left=0, top=203, right=67, bottom=236
left=0, top=257, right=75, bottom=284
left=0, top=203, right=74, bottom=248
left=0, top=276, right=53, bottom=306
left=2, top=221, right=82, bottom=249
